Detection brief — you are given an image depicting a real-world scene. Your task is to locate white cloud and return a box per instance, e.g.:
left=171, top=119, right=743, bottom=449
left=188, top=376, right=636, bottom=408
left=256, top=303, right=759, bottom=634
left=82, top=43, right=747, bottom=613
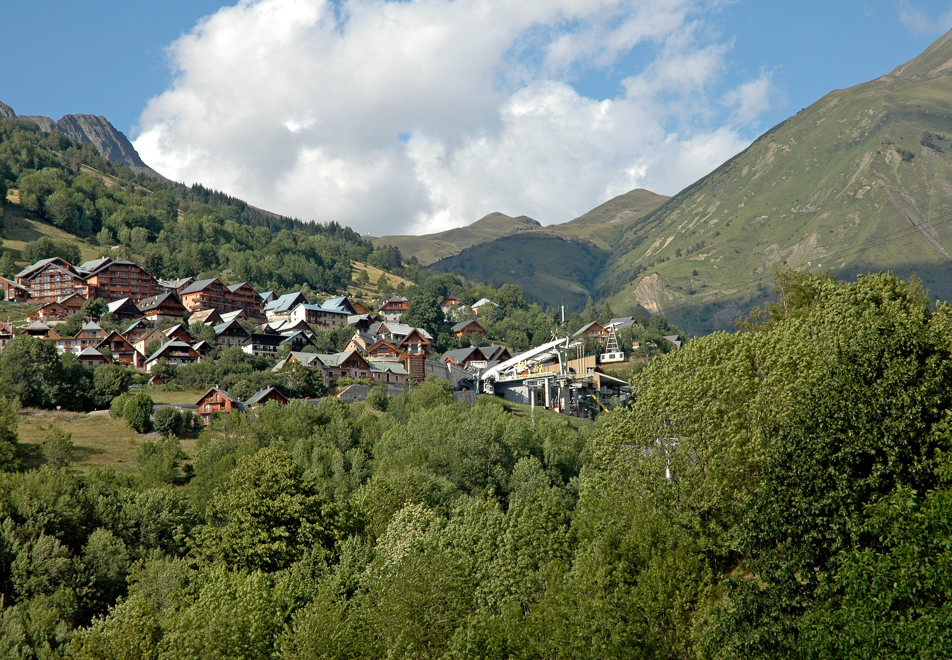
left=134, top=0, right=775, bottom=235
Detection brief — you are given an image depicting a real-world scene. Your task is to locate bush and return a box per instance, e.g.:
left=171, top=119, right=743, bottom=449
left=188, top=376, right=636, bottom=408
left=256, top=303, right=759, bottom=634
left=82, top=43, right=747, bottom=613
left=123, top=392, right=154, bottom=434
left=42, top=426, right=73, bottom=469
left=153, top=407, right=184, bottom=437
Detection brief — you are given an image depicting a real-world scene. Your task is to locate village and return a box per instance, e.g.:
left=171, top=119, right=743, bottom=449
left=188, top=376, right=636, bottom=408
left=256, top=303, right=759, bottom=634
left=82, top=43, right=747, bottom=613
left=0, top=255, right=675, bottom=422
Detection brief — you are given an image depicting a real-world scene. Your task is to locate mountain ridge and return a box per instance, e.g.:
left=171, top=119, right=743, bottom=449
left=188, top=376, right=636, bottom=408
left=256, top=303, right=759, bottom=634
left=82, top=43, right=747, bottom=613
left=0, top=102, right=164, bottom=179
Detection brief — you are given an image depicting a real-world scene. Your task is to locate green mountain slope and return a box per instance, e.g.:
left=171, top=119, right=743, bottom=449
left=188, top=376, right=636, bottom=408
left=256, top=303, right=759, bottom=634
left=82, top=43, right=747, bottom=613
left=596, top=28, right=952, bottom=333
left=373, top=212, right=541, bottom=265
left=430, top=233, right=610, bottom=311
left=543, top=188, right=669, bottom=250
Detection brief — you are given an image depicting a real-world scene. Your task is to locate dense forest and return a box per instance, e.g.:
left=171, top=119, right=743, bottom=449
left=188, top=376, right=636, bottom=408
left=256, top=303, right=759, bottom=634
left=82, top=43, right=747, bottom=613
left=0, top=270, right=946, bottom=656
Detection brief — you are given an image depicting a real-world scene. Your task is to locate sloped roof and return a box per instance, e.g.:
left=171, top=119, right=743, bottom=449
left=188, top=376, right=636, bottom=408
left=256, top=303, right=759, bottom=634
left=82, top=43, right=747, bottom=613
left=369, top=360, right=408, bottom=375
left=138, top=291, right=184, bottom=312
left=451, top=320, right=484, bottom=333
left=195, top=386, right=245, bottom=410
left=214, top=319, right=249, bottom=336
left=471, top=298, right=498, bottom=308
left=77, top=346, right=106, bottom=360
left=263, top=291, right=307, bottom=313
left=442, top=347, right=480, bottom=364
left=107, top=297, right=141, bottom=315
left=16, top=257, right=81, bottom=281
left=244, top=386, right=288, bottom=406
left=179, top=278, right=220, bottom=295
left=219, top=309, right=246, bottom=323
left=146, top=340, right=197, bottom=363
left=272, top=351, right=325, bottom=372
left=573, top=321, right=607, bottom=337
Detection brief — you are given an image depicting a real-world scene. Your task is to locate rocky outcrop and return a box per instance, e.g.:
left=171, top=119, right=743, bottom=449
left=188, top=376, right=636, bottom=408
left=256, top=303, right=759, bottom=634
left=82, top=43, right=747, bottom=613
left=1, top=102, right=164, bottom=180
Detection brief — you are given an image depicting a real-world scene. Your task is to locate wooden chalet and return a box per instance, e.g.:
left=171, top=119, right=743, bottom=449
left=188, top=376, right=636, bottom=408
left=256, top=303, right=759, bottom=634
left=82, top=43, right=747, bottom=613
left=451, top=319, right=486, bottom=340
left=138, top=292, right=188, bottom=322
left=122, top=319, right=153, bottom=345
left=574, top=321, right=610, bottom=341
left=76, top=321, right=107, bottom=349
left=378, top=296, right=410, bottom=321
left=315, top=350, right=374, bottom=383
left=195, top=387, right=245, bottom=425
left=188, top=309, right=222, bottom=326
left=225, top=282, right=264, bottom=318
left=180, top=278, right=231, bottom=313
left=365, top=338, right=401, bottom=362
left=145, top=340, right=201, bottom=371
left=244, top=386, right=289, bottom=408
left=27, top=301, right=70, bottom=323
left=213, top=319, right=250, bottom=346
left=97, top=332, right=145, bottom=369
left=0, top=323, right=13, bottom=353
left=21, top=321, right=59, bottom=340
left=15, top=258, right=87, bottom=303
left=0, top=277, right=29, bottom=303
left=439, top=296, right=464, bottom=315
left=80, top=257, right=159, bottom=303
left=77, top=347, right=109, bottom=368
left=241, top=332, right=284, bottom=358
left=106, top=297, right=142, bottom=320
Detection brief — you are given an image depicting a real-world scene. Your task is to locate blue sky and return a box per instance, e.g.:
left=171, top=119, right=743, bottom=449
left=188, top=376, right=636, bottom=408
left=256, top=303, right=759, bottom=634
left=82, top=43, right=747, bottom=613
left=3, top=1, right=952, bottom=235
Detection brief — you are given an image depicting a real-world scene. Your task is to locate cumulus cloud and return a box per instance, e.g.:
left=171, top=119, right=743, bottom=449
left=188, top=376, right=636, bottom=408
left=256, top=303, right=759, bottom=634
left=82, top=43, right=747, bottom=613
left=134, top=0, right=775, bottom=235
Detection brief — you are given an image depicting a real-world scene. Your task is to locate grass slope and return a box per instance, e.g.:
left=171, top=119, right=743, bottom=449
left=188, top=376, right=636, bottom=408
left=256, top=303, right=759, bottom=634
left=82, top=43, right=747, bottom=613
left=431, top=233, right=610, bottom=311
left=373, top=212, right=542, bottom=265
left=596, top=31, right=952, bottom=333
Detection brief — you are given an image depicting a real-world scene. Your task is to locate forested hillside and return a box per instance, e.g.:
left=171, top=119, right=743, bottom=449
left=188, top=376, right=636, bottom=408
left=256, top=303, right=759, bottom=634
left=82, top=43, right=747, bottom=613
left=0, top=117, right=383, bottom=294
left=0, top=270, right=946, bottom=656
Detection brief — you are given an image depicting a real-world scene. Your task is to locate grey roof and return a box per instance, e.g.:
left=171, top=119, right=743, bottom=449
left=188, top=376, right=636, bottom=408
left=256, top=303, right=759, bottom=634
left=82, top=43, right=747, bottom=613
left=263, top=291, right=307, bottom=313
left=146, top=340, right=196, bottom=363
left=138, top=291, right=182, bottom=312
left=442, top=347, right=479, bottom=363
left=451, top=320, right=483, bottom=332
left=272, top=351, right=325, bottom=372
left=607, top=316, right=637, bottom=329
left=368, top=321, right=433, bottom=341
left=244, top=386, right=287, bottom=406
left=368, top=360, right=408, bottom=375
left=179, top=278, right=220, bottom=295
left=214, top=319, right=249, bottom=336
left=106, top=298, right=140, bottom=314
left=471, top=297, right=498, bottom=308
left=16, top=257, right=80, bottom=281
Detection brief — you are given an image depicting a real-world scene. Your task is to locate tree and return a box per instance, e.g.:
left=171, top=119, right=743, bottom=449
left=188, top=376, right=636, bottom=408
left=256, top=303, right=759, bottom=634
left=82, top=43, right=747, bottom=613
left=0, top=251, right=16, bottom=278
left=0, top=337, right=63, bottom=408
left=122, top=392, right=154, bottom=434
left=195, top=447, right=349, bottom=571
left=153, top=408, right=184, bottom=437
left=42, top=426, right=73, bottom=469
left=92, top=363, right=131, bottom=406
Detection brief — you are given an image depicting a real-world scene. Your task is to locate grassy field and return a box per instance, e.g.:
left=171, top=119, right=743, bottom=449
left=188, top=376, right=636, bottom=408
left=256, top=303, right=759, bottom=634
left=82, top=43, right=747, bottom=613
left=1, top=200, right=101, bottom=266
left=16, top=408, right=200, bottom=475
left=147, top=388, right=205, bottom=405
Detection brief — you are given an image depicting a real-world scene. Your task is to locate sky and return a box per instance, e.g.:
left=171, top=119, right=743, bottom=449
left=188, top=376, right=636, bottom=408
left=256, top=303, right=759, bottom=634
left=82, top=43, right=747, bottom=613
left=3, top=1, right=952, bottom=236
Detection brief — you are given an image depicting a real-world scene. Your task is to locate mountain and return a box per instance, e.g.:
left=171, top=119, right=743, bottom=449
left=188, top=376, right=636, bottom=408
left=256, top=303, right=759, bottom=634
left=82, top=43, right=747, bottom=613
left=429, top=189, right=667, bottom=310
left=0, top=101, right=164, bottom=179
left=373, top=212, right=542, bottom=265
left=582, top=29, right=952, bottom=333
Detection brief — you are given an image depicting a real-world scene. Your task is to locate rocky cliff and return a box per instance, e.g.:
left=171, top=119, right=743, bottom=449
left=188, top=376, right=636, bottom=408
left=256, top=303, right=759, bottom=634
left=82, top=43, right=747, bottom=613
left=1, top=102, right=164, bottom=179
